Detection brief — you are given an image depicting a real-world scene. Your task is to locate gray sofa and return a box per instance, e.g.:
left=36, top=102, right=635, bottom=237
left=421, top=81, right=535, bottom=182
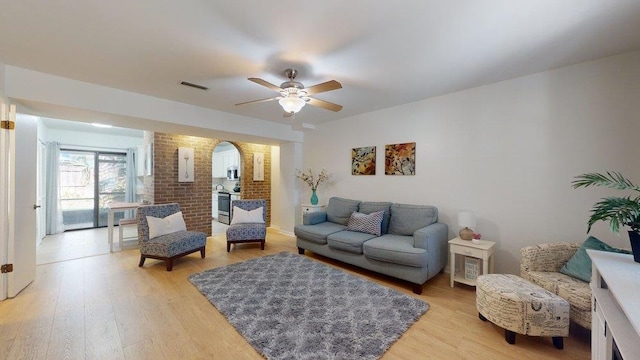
left=294, top=197, right=448, bottom=294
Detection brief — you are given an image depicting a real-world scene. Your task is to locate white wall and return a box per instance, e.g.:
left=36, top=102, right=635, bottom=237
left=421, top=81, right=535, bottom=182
left=270, top=145, right=281, bottom=230
left=44, top=128, right=143, bottom=149
left=277, top=141, right=303, bottom=236
left=301, top=51, right=640, bottom=275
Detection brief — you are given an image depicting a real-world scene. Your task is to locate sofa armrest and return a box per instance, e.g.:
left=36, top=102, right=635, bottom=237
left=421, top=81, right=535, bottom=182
left=303, top=211, right=327, bottom=225
left=413, top=222, right=449, bottom=278
left=413, top=222, right=447, bottom=249
left=520, top=242, right=580, bottom=277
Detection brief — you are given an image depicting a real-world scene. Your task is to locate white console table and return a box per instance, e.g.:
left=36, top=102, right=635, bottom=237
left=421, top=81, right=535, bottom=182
left=588, top=250, right=640, bottom=360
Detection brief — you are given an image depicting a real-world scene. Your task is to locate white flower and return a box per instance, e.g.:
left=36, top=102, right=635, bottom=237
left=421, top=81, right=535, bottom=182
left=296, top=168, right=330, bottom=191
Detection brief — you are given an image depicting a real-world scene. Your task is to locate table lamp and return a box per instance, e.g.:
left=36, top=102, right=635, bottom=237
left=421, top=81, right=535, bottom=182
left=458, top=210, right=476, bottom=240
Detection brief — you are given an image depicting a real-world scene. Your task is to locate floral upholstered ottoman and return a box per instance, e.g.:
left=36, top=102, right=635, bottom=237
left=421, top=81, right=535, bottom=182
left=476, top=274, right=570, bottom=349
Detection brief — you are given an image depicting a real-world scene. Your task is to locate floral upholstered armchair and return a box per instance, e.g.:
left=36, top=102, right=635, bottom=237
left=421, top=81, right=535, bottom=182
left=520, top=242, right=591, bottom=329
left=226, top=199, right=267, bottom=252
left=136, top=203, right=207, bottom=271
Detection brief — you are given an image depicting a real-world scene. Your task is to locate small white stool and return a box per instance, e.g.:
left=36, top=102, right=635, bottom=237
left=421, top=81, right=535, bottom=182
left=118, top=218, right=138, bottom=250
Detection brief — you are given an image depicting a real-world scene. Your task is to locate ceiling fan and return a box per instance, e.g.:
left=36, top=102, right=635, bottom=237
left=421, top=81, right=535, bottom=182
left=236, top=69, right=343, bottom=115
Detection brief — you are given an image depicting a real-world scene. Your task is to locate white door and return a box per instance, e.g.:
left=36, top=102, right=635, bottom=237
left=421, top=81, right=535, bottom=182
left=8, top=114, right=37, bottom=297
left=36, top=140, right=46, bottom=243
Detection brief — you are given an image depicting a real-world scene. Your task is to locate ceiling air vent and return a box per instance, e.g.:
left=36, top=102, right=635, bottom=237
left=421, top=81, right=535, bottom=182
left=180, top=81, right=209, bottom=91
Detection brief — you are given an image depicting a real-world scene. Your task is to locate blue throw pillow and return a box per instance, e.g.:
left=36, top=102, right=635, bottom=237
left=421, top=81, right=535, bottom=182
left=560, top=236, right=631, bottom=282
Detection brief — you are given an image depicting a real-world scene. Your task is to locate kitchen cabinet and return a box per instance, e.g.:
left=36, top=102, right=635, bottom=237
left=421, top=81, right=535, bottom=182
left=212, top=193, right=218, bottom=219
left=230, top=193, right=241, bottom=208
left=213, top=149, right=241, bottom=178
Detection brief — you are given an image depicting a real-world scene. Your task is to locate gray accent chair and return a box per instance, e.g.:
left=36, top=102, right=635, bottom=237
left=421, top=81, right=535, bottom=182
left=226, top=199, right=267, bottom=252
left=136, top=203, right=206, bottom=271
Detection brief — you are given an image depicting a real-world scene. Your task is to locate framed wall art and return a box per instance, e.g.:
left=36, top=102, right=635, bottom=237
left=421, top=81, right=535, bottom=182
left=253, top=152, right=264, bottom=181
left=385, top=142, right=415, bottom=175
left=352, top=146, right=376, bottom=175
left=178, top=147, right=194, bottom=182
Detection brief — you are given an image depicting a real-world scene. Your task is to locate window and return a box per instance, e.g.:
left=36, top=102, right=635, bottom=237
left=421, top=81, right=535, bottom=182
left=59, top=150, right=128, bottom=230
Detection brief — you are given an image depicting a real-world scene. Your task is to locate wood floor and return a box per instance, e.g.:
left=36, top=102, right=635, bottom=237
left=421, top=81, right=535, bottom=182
left=2, top=229, right=591, bottom=359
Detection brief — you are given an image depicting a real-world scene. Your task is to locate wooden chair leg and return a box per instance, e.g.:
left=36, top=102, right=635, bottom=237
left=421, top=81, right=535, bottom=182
left=200, top=247, right=206, bottom=258
left=227, top=242, right=231, bottom=252
left=139, top=255, right=146, bottom=267
left=261, top=241, right=265, bottom=250
left=298, top=247, right=305, bottom=255
left=166, top=259, right=173, bottom=272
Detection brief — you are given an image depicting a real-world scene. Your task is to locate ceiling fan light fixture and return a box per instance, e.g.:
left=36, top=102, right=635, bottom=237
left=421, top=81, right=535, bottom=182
left=279, top=96, right=306, bottom=114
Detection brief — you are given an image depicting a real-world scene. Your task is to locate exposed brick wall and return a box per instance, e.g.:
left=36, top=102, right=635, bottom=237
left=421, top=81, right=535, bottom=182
left=149, top=133, right=271, bottom=235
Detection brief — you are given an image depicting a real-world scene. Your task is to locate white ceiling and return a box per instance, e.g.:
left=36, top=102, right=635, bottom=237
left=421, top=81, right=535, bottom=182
left=1, top=1, right=640, bottom=128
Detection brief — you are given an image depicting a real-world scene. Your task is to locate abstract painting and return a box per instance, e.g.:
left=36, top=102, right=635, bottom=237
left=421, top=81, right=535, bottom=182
left=385, top=142, right=415, bottom=175
left=352, top=146, right=376, bottom=175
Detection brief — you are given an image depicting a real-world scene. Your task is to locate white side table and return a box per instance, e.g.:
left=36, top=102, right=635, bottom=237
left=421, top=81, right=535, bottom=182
left=449, top=237, right=496, bottom=287
left=301, top=204, right=326, bottom=217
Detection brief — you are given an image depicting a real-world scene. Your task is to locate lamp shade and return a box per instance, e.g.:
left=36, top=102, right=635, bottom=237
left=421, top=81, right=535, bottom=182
left=279, top=96, right=306, bottom=113
left=457, top=210, right=476, bottom=229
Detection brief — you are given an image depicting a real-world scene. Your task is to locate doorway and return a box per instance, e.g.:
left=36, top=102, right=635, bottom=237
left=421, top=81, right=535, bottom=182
left=59, top=149, right=128, bottom=230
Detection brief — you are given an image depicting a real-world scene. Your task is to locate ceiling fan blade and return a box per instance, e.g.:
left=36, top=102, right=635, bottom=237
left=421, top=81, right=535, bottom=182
left=248, top=78, right=282, bottom=92
left=305, top=80, right=342, bottom=95
left=307, top=98, right=343, bottom=112
left=235, top=96, right=280, bottom=106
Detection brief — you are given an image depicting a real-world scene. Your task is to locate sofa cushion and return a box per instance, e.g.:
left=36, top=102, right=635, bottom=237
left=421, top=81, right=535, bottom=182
left=294, top=222, right=346, bottom=245
left=359, top=201, right=392, bottom=234
left=326, top=197, right=362, bottom=225
left=327, top=230, right=377, bottom=254
left=526, top=271, right=591, bottom=311
left=388, top=204, right=438, bottom=236
left=363, top=234, right=427, bottom=268
left=560, top=236, right=630, bottom=282
left=346, top=211, right=384, bottom=236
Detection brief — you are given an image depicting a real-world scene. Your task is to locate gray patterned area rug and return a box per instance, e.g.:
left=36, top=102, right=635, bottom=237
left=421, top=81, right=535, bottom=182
left=188, top=252, right=428, bottom=360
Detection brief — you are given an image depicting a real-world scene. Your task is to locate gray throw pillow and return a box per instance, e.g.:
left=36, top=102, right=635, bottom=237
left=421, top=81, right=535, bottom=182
left=359, top=201, right=392, bottom=234
left=326, top=197, right=362, bottom=225
left=388, top=203, right=438, bottom=236
left=346, top=211, right=384, bottom=236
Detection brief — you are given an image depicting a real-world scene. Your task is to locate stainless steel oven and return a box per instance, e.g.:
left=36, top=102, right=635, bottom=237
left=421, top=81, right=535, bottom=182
left=217, top=192, right=231, bottom=224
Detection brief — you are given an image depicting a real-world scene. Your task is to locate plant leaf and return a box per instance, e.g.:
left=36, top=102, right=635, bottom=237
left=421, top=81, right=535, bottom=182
left=572, top=171, right=640, bottom=192
left=586, top=196, right=640, bottom=233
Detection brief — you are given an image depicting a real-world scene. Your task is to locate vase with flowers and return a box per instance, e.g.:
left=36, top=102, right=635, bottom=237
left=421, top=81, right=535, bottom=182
left=296, top=168, right=330, bottom=205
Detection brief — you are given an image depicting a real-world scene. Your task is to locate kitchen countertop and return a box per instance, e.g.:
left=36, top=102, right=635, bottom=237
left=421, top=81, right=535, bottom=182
left=212, top=190, right=241, bottom=195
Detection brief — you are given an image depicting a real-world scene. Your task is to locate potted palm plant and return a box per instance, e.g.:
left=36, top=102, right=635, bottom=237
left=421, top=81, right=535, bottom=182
left=572, top=171, right=640, bottom=262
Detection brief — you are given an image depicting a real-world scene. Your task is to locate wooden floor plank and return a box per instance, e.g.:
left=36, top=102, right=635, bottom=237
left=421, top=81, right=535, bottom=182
left=0, top=228, right=591, bottom=359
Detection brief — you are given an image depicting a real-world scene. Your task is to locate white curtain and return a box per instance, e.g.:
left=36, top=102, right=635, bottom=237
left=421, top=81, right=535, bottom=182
left=124, top=147, right=137, bottom=218
left=45, top=141, right=64, bottom=234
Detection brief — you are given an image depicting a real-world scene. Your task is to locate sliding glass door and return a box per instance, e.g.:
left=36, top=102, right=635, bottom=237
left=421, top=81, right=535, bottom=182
left=59, top=150, right=127, bottom=230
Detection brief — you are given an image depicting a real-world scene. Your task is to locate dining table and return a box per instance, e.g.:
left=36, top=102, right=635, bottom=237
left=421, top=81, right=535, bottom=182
left=107, top=201, right=142, bottom=252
